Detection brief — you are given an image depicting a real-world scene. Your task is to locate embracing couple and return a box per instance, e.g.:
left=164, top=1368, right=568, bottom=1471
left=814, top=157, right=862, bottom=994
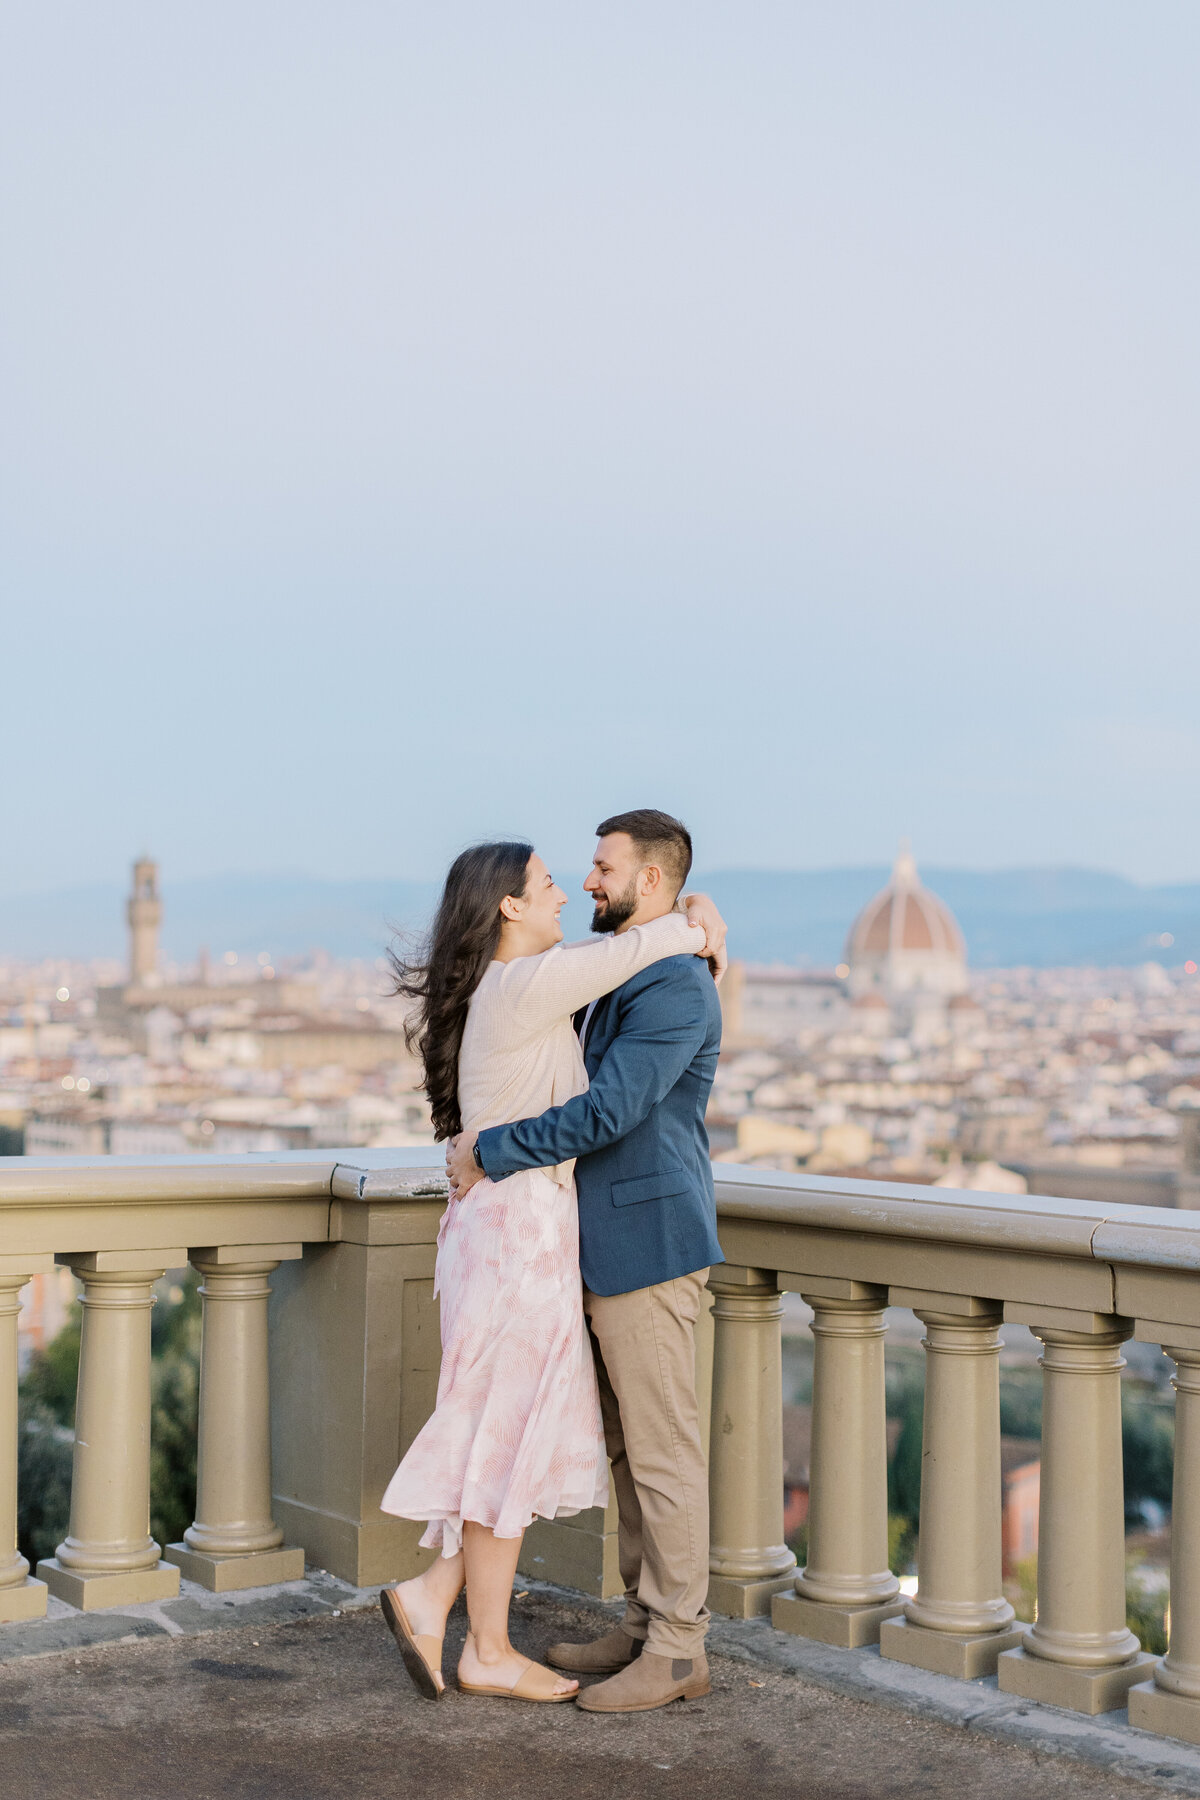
left=377, top=809, right=728, bottom=1712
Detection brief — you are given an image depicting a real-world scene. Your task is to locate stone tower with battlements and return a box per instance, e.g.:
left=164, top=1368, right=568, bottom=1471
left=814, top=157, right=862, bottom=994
left=126, top=857, right=162, bottom=986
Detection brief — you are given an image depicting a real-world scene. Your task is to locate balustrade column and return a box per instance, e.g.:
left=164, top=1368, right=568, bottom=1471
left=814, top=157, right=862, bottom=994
left=0, top=1270, right=48, bottom=1621
left=998, top=1318, right=1153, bottom=1713
left=880, top=1306, right=1021, bottom=1678
left=1130, top=1344, right=1200, bottom=1743
left=165, top=1251, right=304, bottom=1592
left=774, top=1290, right=902, bottom=1647
left=37, top=1260, right=182, bottom=1609
left=706, top=1267, right=796, bottom=1617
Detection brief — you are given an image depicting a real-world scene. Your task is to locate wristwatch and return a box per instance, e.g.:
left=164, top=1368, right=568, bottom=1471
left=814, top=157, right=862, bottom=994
left=472, top=1141, right=484, bottom=1170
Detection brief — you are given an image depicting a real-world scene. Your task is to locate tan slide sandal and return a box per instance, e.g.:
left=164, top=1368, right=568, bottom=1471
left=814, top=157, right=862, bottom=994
left=380, top=1587, right=445, bottom=1701
left=459, top=1656, right=579, bottom=1703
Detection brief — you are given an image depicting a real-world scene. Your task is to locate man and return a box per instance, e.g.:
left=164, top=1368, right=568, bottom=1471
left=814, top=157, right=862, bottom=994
left=446, top=808, right=725, bottom=1714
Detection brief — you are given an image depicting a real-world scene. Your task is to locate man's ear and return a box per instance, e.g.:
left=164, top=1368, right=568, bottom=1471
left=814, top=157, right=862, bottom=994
left=639, top=865, right=663, bottom=898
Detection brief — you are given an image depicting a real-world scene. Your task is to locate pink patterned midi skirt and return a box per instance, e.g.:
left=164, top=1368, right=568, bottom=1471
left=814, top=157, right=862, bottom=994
left=380, top=1168, right=609, bottom=1556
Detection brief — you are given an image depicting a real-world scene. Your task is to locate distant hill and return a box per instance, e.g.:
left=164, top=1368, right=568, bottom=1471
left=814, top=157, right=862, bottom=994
left=1, top=866, right=1198, bottom=969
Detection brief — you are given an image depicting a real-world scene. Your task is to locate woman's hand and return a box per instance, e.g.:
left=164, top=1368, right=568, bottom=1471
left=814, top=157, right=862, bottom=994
left=682, top=892, right=729, bottom=986
left=446, top=1130, right=486, bottom=1197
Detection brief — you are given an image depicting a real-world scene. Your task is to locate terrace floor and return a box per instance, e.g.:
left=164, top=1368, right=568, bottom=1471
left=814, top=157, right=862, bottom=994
left=2, top=1577, right=1197, bottom=1800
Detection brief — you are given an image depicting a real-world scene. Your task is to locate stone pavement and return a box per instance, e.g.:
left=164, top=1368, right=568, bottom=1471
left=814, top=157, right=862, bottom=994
left=1, top=1576, right=1196, bottom=1800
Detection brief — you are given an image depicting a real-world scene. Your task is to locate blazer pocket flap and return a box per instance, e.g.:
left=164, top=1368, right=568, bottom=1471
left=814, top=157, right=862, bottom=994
left=611, top=1168, right=689, bottom=1208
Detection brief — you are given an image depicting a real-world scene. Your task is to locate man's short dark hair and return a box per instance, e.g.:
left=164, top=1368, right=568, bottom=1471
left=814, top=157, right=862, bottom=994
left=595, top=809, right=693, bottom=900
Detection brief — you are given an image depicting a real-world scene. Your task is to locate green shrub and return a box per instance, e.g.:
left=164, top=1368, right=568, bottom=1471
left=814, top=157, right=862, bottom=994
left=998, top=1366, right=1042, bottom=1439
left=20, top=1303, right=82, bottom=1428
left=1122, top=1389, right=1174, bottom=1523
left=887, top=1381, right=924, bottom=1531
left=152, top=1270, right=201, bottom=1359
left=1127, top=1564, right=1169, bottom=1656
left=786, top=1520, right=808, bottom=1567
left=149, top=1330, right=200, bottom=1550
left=16, top=1402, right=73, bottom=1567
left=18, top=1273, right=201, bottom=1557
left=1009, top=1554, right=1038, bottom=1624
left=888, top=1513, right=916, bottom=1576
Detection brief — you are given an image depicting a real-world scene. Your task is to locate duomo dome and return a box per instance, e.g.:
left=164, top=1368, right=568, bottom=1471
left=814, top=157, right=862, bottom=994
left=845, top=848, right=968, bottom=1015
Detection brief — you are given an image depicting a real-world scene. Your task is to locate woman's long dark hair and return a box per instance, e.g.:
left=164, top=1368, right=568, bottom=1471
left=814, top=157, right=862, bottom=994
left=389, top=840, right=533, bottom=1140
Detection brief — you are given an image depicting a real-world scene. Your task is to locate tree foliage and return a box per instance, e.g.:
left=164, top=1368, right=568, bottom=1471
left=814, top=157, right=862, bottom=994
left=20, top=1303, right=82, bottom=1428
left=998, top=1366, right=1042, bottom=1440
left=1122, top=1388, right=1174, bottom=1522
left=887, top=1379, right=924, bottom=1531
left=16, top=1403, right=73, bottom=1568
left=149, top=1288, right=200, bottom=1550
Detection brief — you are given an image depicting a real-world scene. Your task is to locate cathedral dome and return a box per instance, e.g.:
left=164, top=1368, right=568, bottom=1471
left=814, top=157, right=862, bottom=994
left=845, top=849, right=968, bottom=1005
left=847, top=850, right=964, bottom=962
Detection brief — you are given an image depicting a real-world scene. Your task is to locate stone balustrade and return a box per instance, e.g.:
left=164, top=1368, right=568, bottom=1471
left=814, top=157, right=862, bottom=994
left=4, top=1151, right=1200, bottom=1747
left=0, top=1148, right=439, bottom=1613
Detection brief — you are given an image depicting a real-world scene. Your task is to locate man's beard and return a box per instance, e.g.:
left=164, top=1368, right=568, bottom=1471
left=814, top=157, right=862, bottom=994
left=591, top=877, right=640, bottom=935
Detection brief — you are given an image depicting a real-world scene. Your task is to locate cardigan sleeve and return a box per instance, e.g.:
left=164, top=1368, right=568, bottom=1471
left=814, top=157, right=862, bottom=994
left=490, top=914, right=706, bottom=1036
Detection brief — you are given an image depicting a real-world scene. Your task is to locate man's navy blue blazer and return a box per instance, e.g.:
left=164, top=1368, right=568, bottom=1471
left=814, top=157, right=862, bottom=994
left=476, top=953, right=725, bottom=1298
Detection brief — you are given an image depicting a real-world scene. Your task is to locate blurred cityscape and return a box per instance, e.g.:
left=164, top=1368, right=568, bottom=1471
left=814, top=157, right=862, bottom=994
left=5, top=849, right=1200, bottom=1384
left=6, top=852, right=1200, bottom=1185
left=5, top=851, right=1200, bottom=1190
left=715, top=849, right=1200, bottom=1209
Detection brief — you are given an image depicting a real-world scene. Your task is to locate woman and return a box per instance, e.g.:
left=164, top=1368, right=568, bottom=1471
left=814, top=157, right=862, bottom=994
left=378, top=840, right=716, bottom=1703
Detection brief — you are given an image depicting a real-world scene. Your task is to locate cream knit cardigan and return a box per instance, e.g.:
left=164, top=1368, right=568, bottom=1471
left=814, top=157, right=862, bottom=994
left=458, top=913, right=707, bottom=1186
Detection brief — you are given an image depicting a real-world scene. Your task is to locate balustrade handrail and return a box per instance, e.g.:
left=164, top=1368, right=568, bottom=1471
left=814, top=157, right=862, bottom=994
left=0, top=1146, right=444, bottom=1209
left=4, top=1149, right=1198, bottom=1271
left=713, top=1163, right=1200, bottom=1268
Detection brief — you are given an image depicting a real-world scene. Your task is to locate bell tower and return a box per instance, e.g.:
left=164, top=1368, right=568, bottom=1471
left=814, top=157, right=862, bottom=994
left=127, top=857, right=162, bottom=986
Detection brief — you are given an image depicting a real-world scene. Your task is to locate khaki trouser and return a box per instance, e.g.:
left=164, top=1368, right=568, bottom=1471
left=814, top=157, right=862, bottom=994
left=583, top=1269, right=711, bottom=1658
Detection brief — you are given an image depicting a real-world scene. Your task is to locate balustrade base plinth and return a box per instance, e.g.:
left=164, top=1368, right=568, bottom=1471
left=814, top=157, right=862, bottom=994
left=708, top=1568, right=796, bottom=1619
left=0, top=1577, right=48, bottom=1623
left=772, top=1590, right=904, bottom=1648
left=36, top=1557, right=181, bottom=1611
left=163, top=1542, right=305, bottom=1592
left=880, top=1615, right=1024, bottom=1680
left=1129, top=1679, right=1200, bottom=1744
left=997, top=1644, right=1156, bottom=1715
left=273, top=1493, right=432, bottom=1589
left=519, top=1512, right=623, bottom=1600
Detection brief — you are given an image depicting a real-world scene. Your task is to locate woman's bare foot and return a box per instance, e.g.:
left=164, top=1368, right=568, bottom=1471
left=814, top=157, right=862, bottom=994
left=458, top=1629, right=579, bottom=1697
left=384, top=1558, right=464, bottom=1695
left=389, top=1574, right=450, bottom=1644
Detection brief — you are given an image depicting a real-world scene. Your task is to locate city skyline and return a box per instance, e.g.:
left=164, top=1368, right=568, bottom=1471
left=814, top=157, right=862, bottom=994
left=3, top=852, right=1200, bottom=971
left=6, top=847, right=1199, bottom=1202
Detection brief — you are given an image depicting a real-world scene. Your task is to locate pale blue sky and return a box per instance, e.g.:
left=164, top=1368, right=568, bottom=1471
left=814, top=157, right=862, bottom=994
left=3, top=2, right=1198, bottom=897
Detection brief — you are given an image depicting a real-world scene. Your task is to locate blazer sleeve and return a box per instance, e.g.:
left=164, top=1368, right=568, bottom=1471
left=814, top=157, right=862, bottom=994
left=477, top=966, right=709, bottom=1176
